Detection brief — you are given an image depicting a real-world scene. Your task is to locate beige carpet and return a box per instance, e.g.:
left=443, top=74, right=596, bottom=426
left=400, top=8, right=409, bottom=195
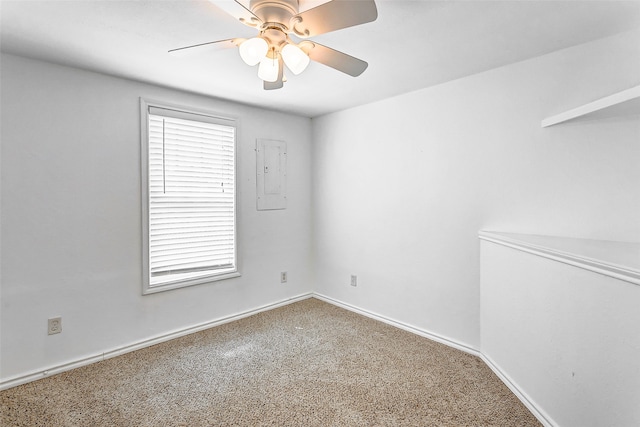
left=1, top=298, right=541, bottom=426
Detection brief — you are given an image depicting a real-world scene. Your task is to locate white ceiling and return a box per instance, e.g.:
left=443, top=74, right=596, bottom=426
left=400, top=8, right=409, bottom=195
left=2, top=0, right=639, bottom=117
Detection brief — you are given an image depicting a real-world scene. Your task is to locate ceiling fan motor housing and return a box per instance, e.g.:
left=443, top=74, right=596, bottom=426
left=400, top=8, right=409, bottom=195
left=250, top=0, right=299, bottom=27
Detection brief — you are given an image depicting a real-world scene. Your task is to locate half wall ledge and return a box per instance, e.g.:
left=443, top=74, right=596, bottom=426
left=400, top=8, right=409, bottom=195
left=478, top=231, right=640, bottom=286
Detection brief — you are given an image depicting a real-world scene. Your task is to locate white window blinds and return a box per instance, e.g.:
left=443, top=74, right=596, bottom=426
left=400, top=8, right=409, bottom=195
left=145, top=105, right=237, bottom=291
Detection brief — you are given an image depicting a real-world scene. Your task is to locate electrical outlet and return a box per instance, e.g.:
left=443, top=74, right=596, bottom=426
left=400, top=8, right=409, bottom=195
left=281, top=271, right=287, bottom=283
left=350, top=275, right=357, bottom=287
left=48, top=317, right=62, bottom=335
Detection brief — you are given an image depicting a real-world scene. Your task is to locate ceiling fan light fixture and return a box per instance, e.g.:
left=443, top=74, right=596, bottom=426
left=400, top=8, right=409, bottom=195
left=258, top=54, right=279, bottom=82
left=281, top=43, right=310, bottom=75
left=170, top=0, right=378, bottom=90
left=239, top=37, right=268, bottom=66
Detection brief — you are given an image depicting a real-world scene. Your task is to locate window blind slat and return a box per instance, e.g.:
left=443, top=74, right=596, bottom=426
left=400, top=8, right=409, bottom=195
left=150, top=240, right=233, bottom=254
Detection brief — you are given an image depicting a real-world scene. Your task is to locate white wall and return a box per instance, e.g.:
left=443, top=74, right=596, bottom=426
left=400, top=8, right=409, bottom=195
left=481, top=240, right=640, bottom=427
left=311, top=30, right=640, bottom=350
left=0, top=54, right=313, bottom=381
left=2, top=28, right=639, bottom=419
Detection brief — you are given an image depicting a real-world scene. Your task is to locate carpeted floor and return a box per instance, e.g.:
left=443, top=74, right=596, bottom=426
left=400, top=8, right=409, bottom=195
left=1, top=298, right=541, bottom=426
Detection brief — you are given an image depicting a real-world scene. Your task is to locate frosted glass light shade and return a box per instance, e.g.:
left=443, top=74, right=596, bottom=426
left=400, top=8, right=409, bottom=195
left=258, top=56, right=279, bottom=82
left=281, top=43, right=310, bottom=75
left=239, top=37, right=268, bottom=66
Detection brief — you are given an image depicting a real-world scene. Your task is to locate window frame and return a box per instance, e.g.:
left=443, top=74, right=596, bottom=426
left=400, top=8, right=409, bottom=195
left=140, top=98, right=240, bottom=295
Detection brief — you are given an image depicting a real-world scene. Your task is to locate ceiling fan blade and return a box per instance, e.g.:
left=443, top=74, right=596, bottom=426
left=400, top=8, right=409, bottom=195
left=290, top=0, right=377, bottom=38
left=208, top=0, right=262, bottom=28
left=168, top=38, right=243, bottom=57
left=264, top=56, right=284, bottom=90
left=301, top=42, right=368, bottom=77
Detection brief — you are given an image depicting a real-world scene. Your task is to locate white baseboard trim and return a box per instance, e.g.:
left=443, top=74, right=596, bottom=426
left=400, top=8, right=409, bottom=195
left=480, top=353, right=557, bottom=427
left=314, top=293, right=555, bottom=427
left=313, top=293, right=480, bottom=357
left=0, top=292, right=313, bottom=391
left=1, top=291, right=555, bottom=427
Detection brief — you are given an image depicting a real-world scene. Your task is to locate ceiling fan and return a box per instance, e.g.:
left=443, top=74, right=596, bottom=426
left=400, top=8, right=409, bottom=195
left=169, top=0, right=378, bottom=90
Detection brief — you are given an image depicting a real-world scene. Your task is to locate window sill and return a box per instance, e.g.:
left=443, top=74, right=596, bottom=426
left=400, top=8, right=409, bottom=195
left=142, top=271, right=241, bottom=295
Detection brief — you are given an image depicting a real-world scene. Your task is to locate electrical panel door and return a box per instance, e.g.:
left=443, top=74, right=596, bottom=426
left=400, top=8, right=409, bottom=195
left=256, top=139, right=287, bottom=210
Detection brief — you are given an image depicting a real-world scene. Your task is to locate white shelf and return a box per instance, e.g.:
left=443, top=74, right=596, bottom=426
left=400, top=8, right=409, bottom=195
left=541, top=85, right=640, bottom=127
left=478, top=231, right=640, bottom=285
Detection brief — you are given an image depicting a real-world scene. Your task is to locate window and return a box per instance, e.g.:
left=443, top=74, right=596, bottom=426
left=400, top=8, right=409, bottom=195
left=141, top=99, right=238, bottom=294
